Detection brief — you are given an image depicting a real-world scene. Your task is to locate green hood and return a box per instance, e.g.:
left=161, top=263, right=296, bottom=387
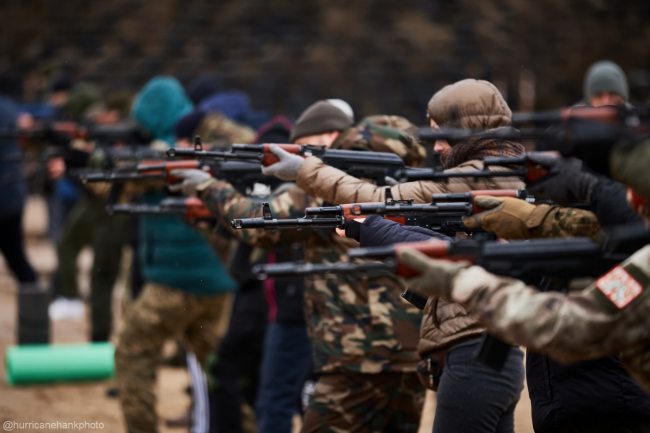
left=132, top=76, right=192, bottom=146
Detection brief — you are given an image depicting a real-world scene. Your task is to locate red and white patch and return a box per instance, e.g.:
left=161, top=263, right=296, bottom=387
left=596, top=266, right=644, bottom=309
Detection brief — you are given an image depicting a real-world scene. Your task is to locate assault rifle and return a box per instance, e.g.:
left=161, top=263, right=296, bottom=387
left=253, top=237, right=629, bottom=370
left=413, top=106, right=650, bottom=143
left=512, top=106, right=650, bottom=177
left=107, top=196, right=213, bottom=222
left=230, top=189, right=536, bottom=235
left=0, top=121, right=89, bottom=140
left=253, top=238, right=623, bottom=284
left=102, top=147, right=167, bottom=162
left=76, top=159, right=284, bottom=194
left=417, top=127, right=540, bottom=143
left=231, top=199, right=473, bottom=233
left=394, top=154, right=551, bottom=183
left=1, top=121, right=151, bottom=145
left=511, top=105, right=650, bottom=126
left=167, top=137, right=407, bottom=186
left=169, top=137, right=558, bottom=187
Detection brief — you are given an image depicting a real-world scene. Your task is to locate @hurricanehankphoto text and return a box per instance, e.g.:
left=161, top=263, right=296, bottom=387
left=3, top=421, right=105, bottom=431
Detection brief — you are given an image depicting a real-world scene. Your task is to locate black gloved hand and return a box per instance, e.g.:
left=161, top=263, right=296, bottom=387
left=526, top=152, right=599, bottom=206
left=344, top=219, right=362, bottom=242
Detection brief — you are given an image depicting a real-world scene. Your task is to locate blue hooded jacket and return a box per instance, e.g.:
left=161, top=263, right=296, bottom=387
left=132, top=77, right=193, bottom=146
left=132, top=77, right=236, bottom=296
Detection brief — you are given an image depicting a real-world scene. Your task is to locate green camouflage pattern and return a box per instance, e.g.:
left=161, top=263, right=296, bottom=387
left=200, top=119, right=426, bottom=373
left=115, top=283, right=229, bottom=433
left=203, top=181, right=324, bottom=249
left=195, top=112, right=256, bottom=146
left=610, top=138, right=650, bottom=199
left=57, top=195, right=127, bottom=341
left=202, top=180, right=423, bottom=373
left=453, top=244, right=650, bottom=394
left=302, top=371, right=425, bottom=433
left=332, top=115, right=426, bottom=167
left=530, top=206, right=602, bottom=240
left=305, top=235, right=422, bottom=373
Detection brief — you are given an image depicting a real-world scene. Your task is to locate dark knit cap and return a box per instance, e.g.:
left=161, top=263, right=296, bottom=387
left=187, top=73, right=221, bottom=106
left=583, top=60, right=629, bottom=101
left=255, top=115, right=293, bottom=144
left=174, top=109, right=208, bottom=139
left=290, top=101, right=353, bottom=142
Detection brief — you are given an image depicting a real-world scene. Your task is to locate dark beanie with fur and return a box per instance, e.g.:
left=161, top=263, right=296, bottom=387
left=290, top=101, right=353, bottom=142
left=175, top=109, right=207, bottom=139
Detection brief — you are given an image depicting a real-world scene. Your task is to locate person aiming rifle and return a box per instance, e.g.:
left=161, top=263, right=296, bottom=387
left=170, top=101, right=429, bottom=433
left=254, top=80, right=531, bottom=433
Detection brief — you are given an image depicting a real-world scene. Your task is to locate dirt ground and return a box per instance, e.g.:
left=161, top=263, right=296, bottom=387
left=0, top=196, right=534, bottom=433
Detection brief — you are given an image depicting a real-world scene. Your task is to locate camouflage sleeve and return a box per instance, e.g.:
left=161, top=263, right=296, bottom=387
left=452, top=245, right=650, bottom=364
left=527, top=206, right=602, bottom=241
left=201, top=179, right=323, bottom=249
left=195, top=113, right=256, bottom=145
left=334, top=115, right=427, bottom=167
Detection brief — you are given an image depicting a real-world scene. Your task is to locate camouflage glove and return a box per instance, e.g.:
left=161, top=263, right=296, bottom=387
left=261, top=144, right=304, bottom=181
left=526, top=152, right=598, bottom=206
left=397, top=247, right=470, bottom=300
left=462, top=196, right=542, bottom=239
left=168, top=169, right=216, bottom=196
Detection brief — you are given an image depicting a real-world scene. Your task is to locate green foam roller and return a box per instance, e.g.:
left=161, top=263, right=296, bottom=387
left=5, top=342, right=115, bottom=385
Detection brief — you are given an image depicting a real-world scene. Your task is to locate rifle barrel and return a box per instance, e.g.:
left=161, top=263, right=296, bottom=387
left=231, top=216, right=344, bottom=230
left=166, top=148, right=262, bottom=161
left=252, top=260, right=393, bottom=280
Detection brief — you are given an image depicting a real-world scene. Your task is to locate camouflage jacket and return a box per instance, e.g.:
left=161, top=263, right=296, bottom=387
left=195, top=112, right=256, bottom=146
left=200, top=117, right=426, bottom=373
left=527, top=205, right=602, bottom=241
left=331, top=115, right=426, bottom=167
left=202, top=181, right=422, bottom=373
left=451, top=244, right=650, bottom=394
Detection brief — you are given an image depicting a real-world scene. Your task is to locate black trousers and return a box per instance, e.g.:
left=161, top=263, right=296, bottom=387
left=209, top=284, right=268, bottom=433
left=0, top=213, right=36, bottom=283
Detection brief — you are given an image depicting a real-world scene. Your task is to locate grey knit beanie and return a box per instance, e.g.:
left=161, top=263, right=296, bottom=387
left=583, top=60, right=629, bottom=101
left=290, top=101, right=353, bottom=142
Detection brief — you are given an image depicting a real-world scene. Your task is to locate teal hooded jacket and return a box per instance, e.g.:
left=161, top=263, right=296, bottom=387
left=132, top=77, right=237, bottom=296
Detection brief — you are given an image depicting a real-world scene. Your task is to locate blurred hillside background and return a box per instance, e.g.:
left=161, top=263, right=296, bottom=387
left=2, top=0, right=650, bottom=123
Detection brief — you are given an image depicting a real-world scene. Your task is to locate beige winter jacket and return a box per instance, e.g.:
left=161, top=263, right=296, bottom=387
left=295, top=158, right=525, bottom=355
left=295, top=77, right=525, bottom=356
left=296, top=157, right=524, bottom=204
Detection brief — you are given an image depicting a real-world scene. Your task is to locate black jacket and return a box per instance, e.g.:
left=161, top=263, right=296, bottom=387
left=530, top=176, right=650, bottom=431
left=528, top=353, right=650, bottom=432
left=590, top=177, right=644, bottom=228
left=344, top=215, right=452, bottom=245
left=351, top=217, right=650, bottom=431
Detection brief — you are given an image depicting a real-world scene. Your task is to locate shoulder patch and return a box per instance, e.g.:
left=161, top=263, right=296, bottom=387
left=596, top=265, right=644, bottom=310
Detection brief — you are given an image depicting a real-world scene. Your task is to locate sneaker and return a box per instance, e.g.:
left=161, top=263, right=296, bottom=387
left=48, top=297, right=85, bottom=321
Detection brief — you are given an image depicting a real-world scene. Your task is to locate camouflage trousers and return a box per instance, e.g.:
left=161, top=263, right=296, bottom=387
left=302, top=371, right=425, bottom=433
left=57, top=195, right=127, bottom=341
left=115, top=283, right=229, bottom=433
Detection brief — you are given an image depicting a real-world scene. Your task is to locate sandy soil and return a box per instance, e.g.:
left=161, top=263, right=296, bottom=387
left=0, top=196, right=534, bottom=432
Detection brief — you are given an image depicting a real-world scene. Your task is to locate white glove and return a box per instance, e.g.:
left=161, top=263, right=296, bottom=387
left=261, top=144, right=305, bottom=181
left=168, top=169, right=215, bottom=196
